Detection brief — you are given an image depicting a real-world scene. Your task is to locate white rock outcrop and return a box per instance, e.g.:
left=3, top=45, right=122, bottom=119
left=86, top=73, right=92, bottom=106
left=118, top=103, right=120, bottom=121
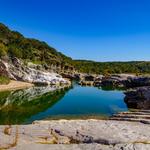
left=0, top=57, right=70, bottom=85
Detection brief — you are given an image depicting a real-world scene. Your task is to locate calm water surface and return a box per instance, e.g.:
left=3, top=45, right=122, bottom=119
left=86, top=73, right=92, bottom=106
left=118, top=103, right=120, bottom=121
left=0, top=83, right=128, bottom=124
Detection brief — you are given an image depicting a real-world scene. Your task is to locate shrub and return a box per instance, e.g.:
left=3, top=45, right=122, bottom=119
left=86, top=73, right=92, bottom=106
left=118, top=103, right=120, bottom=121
left=0, top=43, right=7, bottom=57
left=0, top=75, right=10, bottom=84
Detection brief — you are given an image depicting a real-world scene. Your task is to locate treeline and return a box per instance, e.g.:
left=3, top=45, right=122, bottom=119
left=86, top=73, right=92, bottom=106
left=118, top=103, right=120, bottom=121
left=0, top=23, right=150, bottom=75
left=74, top=60, right=150, bottom=74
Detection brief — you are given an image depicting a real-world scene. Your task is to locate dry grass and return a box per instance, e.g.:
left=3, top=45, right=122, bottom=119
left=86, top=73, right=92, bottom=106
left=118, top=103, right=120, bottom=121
left=37, top=137, right=58, bottom=144
left=36, top=129, right=58, bottom=144
left=3, top=125, right=11, bottom=135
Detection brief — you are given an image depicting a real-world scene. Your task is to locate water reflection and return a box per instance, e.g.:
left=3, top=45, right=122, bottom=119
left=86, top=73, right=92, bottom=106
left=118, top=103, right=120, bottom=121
left=0, top=83, right=128, bottom=125
left=0, top=86, right=71, bottom=124
left=100, top=85, right=126, bottom=91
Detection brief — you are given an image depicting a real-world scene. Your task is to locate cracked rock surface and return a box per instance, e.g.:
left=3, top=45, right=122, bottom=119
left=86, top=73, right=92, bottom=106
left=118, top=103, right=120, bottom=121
left=0, top=120, right=150, bottom=150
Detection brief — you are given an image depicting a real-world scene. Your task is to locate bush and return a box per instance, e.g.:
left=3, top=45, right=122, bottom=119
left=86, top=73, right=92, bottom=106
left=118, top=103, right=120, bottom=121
left=8, top=45, right=23, bottom=58
left=0, top=43, right=7, bottom=57
left=0, top=75, right=10, bottom=85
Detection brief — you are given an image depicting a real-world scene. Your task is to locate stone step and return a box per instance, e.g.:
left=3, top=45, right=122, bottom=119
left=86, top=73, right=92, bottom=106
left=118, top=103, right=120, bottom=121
left=110, top=117, right=150, bottom=124
left=112, top=114, right=150, bottom=120
left=119, top=111, right=150, bottom=116
left=138, top=110, right=150, bottom=113
left=110, top=109, right=150, bottom=124
left=127, top=110, right=150, bottom=112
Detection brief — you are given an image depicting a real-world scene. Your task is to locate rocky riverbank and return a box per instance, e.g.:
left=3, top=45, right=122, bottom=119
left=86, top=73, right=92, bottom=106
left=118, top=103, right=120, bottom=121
left=0, top=119, right=150, bottom=150
left=78, top=73, right=150, bottom=89
left=0, top=57, right=70, bottom=86
left=78, top=73, right=150, bottom=112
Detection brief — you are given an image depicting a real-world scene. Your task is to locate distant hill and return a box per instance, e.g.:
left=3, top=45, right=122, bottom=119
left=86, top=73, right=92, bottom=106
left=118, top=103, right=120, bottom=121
left=74, top=60, right=150, bottom=74
left=0, top=23, right=150, bottom=75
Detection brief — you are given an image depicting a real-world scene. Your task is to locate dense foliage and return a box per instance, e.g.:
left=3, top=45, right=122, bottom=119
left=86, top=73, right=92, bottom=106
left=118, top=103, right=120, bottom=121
left=0, top=23, right=150, bottom=75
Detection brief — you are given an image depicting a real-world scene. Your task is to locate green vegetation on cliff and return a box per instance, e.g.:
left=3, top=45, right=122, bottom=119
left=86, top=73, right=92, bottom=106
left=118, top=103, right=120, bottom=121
left=0, top=23, right=73, bottom=67
left=0, top=23, right=150, bottom=75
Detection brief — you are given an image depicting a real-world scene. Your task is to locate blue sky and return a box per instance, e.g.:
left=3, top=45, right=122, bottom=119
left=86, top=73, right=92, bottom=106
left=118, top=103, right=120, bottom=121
left=0, top=0, right=150, bottom=61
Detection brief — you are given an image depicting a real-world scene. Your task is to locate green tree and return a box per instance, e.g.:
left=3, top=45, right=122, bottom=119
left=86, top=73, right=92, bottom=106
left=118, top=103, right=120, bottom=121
left=0, top=43, right=7, bottom=57
left=103, top=69, right=111, bottom=77
left=8, top=45, right=22, bottom=58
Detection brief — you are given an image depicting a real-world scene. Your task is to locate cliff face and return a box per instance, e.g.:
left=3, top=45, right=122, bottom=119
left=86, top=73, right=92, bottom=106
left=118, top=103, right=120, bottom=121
left=0, top=57, right=70, bottom=85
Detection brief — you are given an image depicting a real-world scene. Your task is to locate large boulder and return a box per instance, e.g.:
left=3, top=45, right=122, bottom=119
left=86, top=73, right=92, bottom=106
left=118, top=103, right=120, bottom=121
left=79, top=74, right=103, bottom=86
left=124, top=86, right=150, bottom=109
left=101, top=74, right=131, bottom=88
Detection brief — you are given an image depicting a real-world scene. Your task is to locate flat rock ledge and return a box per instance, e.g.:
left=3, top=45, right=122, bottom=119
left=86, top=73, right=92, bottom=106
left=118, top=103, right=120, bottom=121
left=0, top=120, right=150, bottom=150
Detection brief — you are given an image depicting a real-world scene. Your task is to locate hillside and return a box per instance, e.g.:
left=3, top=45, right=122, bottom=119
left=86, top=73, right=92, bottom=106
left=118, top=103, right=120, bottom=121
left=0, top=23, right=150, bottom=75
left=0, top=23, right=74, bottom=71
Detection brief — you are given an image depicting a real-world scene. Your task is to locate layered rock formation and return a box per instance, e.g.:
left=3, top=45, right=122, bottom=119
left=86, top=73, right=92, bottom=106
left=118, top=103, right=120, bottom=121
left=78, top=74, right=135, bottom=88
left=78, top=74, right=150, bottom=90
left=0, top=57, right=70, bottom=85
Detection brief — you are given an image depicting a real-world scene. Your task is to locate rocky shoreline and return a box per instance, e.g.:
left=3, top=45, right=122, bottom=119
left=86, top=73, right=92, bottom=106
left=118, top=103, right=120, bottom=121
left=78, top=73, right=150, bottom=88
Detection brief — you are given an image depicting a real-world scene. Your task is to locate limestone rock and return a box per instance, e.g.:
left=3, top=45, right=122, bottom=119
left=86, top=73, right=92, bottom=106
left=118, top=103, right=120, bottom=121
left=0, top=120, right=150, bottom=149
left=0, top=57, right=70, bottom=85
